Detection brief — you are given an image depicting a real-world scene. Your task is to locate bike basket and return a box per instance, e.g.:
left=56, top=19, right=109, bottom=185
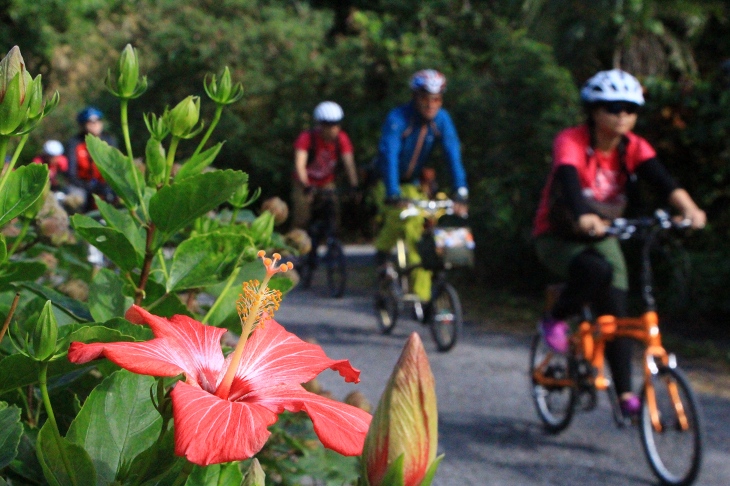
left=418, top=227, right=475, bottom=270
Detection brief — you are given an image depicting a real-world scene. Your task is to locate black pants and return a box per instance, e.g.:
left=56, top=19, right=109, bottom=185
left=551, top=249, right=634, bottom=396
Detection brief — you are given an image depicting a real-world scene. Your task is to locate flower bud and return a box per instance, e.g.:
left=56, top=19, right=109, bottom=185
left=167, top=96, right=203, bottom=139
left=362, top=332, right=440, bottom=486
left=204, top=67, right=244, bottom=106
left=0, top=46, right=58, bottom=136
left=143, top=111, right=170, bottom=141
left=242, top=458, right=265, bottom=486
left=105, top=44, right=148, bottom=100
left=32, top=300, right=58, bottom=361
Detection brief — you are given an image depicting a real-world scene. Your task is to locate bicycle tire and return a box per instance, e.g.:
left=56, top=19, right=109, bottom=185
left=640, top=365, right=703, bottom=486
left=375, top=279, right=399, bottom=334
left=325, top=240, right=347, bottom=298
left=428, top=282, right=462, bottom=352
left=529, top=334, right=576, bottom=433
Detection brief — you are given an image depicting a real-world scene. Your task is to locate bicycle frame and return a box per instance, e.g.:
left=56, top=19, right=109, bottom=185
left=532, top=211, right=693, bottom=433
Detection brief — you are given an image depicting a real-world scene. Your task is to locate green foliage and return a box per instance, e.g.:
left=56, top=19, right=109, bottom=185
left=0, top=402, right=23, bottom=469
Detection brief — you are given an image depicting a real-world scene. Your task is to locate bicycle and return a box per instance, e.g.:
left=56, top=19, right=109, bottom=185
left=529, top=209, right=703, bottom=486
left=374, top=197, right=472, bottom=352
left=298, top=187, right=347, bottom=298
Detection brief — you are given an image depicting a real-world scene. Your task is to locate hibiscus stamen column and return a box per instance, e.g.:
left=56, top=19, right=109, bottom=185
left=215, top=250, right=292, bottom=399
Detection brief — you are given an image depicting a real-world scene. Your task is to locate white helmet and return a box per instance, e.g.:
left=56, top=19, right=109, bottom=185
left=313, top=101, right=344, bottom=123
left=580, top=69, right=645, bottom=105
left=43, top=140, right=64, bottom=157
left=410, top=69, right=447, bottom=94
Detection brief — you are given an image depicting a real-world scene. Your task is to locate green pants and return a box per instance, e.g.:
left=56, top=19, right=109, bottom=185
left=534, top=234, right=628, bottom=291
left=373, top=182, right=432, bottom=301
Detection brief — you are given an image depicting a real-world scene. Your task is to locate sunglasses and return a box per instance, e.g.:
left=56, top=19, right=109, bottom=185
left=600, top=101, right=640, bottom=115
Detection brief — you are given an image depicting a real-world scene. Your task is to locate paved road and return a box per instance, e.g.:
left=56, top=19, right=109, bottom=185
left=275, top=248, right=730, bottom=485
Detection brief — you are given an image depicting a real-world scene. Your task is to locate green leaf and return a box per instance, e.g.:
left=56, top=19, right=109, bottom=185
left=71, top=213, right=143, bottom=271
left=188, top=461, right=244, bottom=485
left=0, top=402, right=23, bottom=469
left=66, top=370, right=162, bottom=485
left=149, top=170, right=248, bottom=245
left=249, top=211, right=274, bottom=246
left=124, top=427, right=184, bottom=484
left=379, top=453, right=406, bottom=486
left=21, top=281, right=92, bottom=322
left=89, top=268, right=133, bottom=323
left=0, top=234, right=7, bottom=264
left=0, top=163, right=48, bottom=226
left=167, top=231, right=253, bottom=292
left=95, top=197, right=146, bottom=257
left=36, top=420, right=96, bottom=486
left=0, top=260, right=46, bottom=290
left=418, top=454, right=444, bottom=486
left=174, top=142, right=224, bottom=181
left=140, top=278, right=191, bottom=318
left=85, top=135, right=144, bottom=210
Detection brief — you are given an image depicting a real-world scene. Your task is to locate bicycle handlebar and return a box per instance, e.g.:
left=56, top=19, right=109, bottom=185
left=605, top=209, right=692, bottom=240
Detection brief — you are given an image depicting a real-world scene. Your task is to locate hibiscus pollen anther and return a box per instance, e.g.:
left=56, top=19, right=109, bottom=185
left=258, top=250, right=294, bottom=276
left=237, top=280, right=282, bottom=331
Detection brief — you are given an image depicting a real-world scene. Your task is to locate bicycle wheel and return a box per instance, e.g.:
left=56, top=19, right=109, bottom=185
left=640, top=366, right=703, bottom=486
left=529, top=334, right=576, bottom=433
left=325, top=240, right=347, bottom=298
left=428, top=282, right=462, bottom=352
left=375, top=279, right=400, bottom=334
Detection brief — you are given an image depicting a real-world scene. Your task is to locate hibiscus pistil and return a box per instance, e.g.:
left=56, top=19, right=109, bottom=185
left=215, top=250, right=292, bottom=399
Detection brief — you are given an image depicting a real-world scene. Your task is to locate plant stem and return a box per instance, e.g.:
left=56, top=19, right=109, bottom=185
left=0, top=292, right=19, bottom=345
left=120, top=99, right=149, bottom=220
left=201, top=266, right=240, bottom=324
left=164, top=137, right=180, bottom=185
left=0, top=134, right=29, bottom=195
left=136, top=223, right=156, bottom=305
left=7, top=217, right=31, bottom=257
left=191, top=104, right=223, bottom=159
left=39, top=362, right=78, bottom=485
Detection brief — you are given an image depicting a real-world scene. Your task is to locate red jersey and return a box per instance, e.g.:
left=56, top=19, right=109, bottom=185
left=532, top=125, right=656, bottom=237
left=74, top=141, right=104, bottom=182
left=32, top=155, right=69, bottom=187
left=293, top=129, right=353, bottom=186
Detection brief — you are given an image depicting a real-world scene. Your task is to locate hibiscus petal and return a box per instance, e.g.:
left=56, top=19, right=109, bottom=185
left=235, top=319, right=361, bottom=390
left=248, top=384, right=372, bottom=456
left=171, top=381, right=278, bottom=466
left=123, top=305, right=227, bottom=387
left=68, top=340, right=186, bottom=377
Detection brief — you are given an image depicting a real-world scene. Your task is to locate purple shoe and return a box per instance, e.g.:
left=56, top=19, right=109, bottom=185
left=539, top=317, right=569, bottom=353
left=620, top=395, right=642, bottom=418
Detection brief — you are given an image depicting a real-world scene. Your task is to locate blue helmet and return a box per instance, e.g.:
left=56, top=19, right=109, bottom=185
left=76, top=106, right=104, bottom=124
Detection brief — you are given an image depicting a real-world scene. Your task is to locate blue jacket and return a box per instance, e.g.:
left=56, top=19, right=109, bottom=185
left=377, top=101, right=467, bottom=198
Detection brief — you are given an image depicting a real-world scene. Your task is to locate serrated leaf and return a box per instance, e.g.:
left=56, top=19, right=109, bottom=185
left=174, top=142, right=224, bottom=181
left=167, top=231, right=253, bottom=292
left=149, top=170, right=247, bottom=246
left=0, top=163, right=48, bottom=226
left=36, top=420, right=96, bottom=486
left=85, top=135, right=144, bottom=210
left=21, top=281, right=92, bottom=322
left=0, top=402, right=23, bottom=469
left=88, top=268, right=133, bottom=323
left=0, top=260, right=47, bottom=290
left=94, top=197, right=146, bottom=257
left=66, top=370, right=161, bottom=485
left=188, top=461, right=244, bottom=485
left=71, top=213, right=143, bottom=271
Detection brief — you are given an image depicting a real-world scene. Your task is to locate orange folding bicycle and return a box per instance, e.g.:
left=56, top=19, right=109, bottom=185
left=530, top=210, right=703, bottom=486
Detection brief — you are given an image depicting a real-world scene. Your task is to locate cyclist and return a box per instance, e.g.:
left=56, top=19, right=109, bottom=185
left=373, top=69, right=468, bottom=307
left=32, top=140, right=68, bottom=191
left=532, top=69, right=706, bottom=417
left=291, top=101, right=359, bottom=231
left=66, top=106, right=117, bottom=212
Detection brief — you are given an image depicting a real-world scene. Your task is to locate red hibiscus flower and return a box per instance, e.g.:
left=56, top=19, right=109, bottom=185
left=68, top=252, right=371, bottom=466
